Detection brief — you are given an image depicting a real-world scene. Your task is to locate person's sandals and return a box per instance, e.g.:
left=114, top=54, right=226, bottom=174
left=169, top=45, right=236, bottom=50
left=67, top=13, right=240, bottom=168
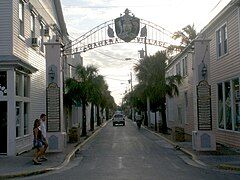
left=32, top=159, right=41, bottom=165
left=40, top=156, right=48, bottom=161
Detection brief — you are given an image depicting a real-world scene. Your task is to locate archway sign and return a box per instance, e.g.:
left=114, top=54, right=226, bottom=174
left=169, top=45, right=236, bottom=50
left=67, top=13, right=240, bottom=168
left=64, top=9, right=175, bottom=54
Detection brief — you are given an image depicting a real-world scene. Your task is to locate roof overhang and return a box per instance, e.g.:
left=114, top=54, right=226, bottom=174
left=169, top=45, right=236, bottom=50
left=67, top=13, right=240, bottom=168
left=0, top=55, right=38, bottom=74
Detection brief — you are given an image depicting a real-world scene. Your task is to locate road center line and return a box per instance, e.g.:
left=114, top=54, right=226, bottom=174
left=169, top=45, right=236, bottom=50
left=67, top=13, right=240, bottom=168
left=118, top=157, right=123, bottom=169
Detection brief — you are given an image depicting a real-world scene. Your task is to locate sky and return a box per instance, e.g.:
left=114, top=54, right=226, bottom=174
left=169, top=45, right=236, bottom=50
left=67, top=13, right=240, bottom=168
left=61, top=0, right=231, bottom=105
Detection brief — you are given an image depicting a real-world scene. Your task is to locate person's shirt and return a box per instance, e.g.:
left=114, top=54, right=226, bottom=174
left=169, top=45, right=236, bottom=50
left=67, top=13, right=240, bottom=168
left=40, top=120, right=46, bottom=138
left=34, top=127, right=42, bottom=140
left=136, top=114, right=141, bottom=121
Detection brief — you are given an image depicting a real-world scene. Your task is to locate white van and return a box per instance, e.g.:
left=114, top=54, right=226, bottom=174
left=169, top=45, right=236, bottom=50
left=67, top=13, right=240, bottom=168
left=112, top=113, right=125, bottom=126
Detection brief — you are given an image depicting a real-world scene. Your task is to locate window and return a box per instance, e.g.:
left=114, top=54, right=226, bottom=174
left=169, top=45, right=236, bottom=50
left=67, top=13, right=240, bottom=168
left=15, top=72, right=30, bottom=137
left=30, top=13, right=35, bottom=38
left=218, top=83, right=224, bottom=129
left=223, top=25, right=228, bottom=54
left=24, top=75, right=29, bottom=97
left=225, top=81, right=232, bottom=130
left=16, top=73, right=22, bottom=96
left=216, top=24, right=228, bottom=58
left=19, top=0, right=24, bottom=36
left=24, top=102, right=29, bottom=135
left=0, top=71, right=7, bottom=96
left=182, top=56, right=188, bottom=76
left=40, top=22, right=45, bottom=52
left=176, top=62, right=181, bottom=75
left=16, top=102, right=21, bottom=137
left=184, top=91, right=188, bottom=124
left=177, top=106, right=182, bottom=124
left=184, top=91, right=188, bottom=108
left=218, top=78, right=240, bottom=132
left=233, top=78, right=240, bottom=131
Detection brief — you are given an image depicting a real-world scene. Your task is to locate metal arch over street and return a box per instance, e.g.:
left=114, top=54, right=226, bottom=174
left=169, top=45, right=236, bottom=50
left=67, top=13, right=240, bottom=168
left=64, top=9, right=176, bottom=55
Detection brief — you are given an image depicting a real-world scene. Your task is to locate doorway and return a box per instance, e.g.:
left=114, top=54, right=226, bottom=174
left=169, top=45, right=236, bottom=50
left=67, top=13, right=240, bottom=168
left=0, top=101, right=7, bottom=154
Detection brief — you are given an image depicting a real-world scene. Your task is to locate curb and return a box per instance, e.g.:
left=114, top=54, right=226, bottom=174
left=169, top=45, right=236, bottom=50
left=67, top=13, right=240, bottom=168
left=142, top=125, right=240, bottom=171
left=217, top=164, right=240, bottom=171
left=141, top=125, right=206, bottom=167
left=0, top=121, right=110, bottom=179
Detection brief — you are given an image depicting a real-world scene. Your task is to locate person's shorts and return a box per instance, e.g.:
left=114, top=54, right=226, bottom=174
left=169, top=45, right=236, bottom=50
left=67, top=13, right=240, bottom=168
left=33, top=139, right=43, bottom=149
left=41, top=137, right=48, bottom=146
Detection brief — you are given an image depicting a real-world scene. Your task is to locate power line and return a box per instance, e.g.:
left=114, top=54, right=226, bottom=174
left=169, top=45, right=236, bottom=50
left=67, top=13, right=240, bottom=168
left=210, top=0, right=222, bottom=13
left=93, top=49, right=124, bottom=60
left=103, top=74, right=129, bottom=77
left=63, top=5, right=166, bottom=9
left=68, top=35, right=125, bottom=61
left=104, top=76, right=129, bottom=82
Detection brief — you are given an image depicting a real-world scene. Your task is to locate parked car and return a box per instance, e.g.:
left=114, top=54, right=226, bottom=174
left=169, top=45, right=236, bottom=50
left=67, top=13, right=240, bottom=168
left=112, top=114, right=125, bottom=126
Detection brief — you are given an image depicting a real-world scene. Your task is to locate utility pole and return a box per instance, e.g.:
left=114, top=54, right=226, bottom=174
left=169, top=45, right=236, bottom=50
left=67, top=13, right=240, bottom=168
left=130, top=72, right=134, bottom=121
left=144, top=36, right=151, bottom=127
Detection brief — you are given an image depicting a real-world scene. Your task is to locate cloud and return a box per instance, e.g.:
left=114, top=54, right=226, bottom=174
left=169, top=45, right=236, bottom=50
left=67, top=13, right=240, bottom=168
left=62, top=0, right=231, bottom=104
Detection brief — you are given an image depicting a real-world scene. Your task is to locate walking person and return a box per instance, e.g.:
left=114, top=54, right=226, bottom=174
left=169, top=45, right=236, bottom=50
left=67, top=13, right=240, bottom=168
left=32, top=119, right=44, bottom=165
left=39, top=113, right=48, bottom=161
left=135, top=113, right=142, bottom=129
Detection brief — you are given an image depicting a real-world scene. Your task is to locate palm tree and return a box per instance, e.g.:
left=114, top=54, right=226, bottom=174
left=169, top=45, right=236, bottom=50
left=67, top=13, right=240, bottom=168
left=134, top=51, right=182, bottom=133
left=65, top=65, right=98, bottom=136
left=89, top=75, right=105, bottom=131
left=123, top=83, right=147, bottom=124
left=167, top=24, right=197, bottom=55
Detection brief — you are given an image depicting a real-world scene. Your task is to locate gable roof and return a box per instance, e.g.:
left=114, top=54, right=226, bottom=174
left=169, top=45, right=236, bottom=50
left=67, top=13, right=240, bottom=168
left=53, top=0, right=68, bottom=36
left=199, top=0, right=239, bottom=35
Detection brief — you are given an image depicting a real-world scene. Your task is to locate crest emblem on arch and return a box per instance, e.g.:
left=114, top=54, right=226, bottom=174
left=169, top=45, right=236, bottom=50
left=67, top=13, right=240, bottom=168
left=114, top=9, right=140, bottom=42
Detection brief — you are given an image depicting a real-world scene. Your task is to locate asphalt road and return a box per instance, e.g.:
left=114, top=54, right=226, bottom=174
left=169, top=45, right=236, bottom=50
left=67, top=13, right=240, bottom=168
left=22, top=120, right=240, bottom=180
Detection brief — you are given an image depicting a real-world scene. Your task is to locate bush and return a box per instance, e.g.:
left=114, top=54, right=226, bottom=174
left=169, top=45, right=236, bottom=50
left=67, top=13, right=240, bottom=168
left=68, top=127, right=79, bottom=143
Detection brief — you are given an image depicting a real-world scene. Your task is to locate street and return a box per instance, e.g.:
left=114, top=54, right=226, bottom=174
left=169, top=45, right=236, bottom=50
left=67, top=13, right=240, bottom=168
left=22, top=119, right=240, bottom=180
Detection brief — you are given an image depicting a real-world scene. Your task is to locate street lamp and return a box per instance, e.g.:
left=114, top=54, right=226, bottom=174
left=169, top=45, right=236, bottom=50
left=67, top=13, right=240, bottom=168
left=201, top=63, right=207, bottom=79
left=48, top=67, right=56, bottom=83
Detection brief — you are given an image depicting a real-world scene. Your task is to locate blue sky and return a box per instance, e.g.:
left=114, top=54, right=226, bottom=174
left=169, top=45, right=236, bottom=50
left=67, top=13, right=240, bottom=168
left=61, top=0, right=231, bottom=104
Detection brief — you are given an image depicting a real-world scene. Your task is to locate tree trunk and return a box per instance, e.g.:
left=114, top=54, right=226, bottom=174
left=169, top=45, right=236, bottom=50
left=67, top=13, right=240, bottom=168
left=144, top=110, right=148, bottom=126
left=90, top=103, right=94, bottom=131
left=160, top=98, right=168, bottom=134
left=100, top=107, right=104, bottom=123
left=106, top=108, right=109, bottom=121
left=81, top=99, right=87, bottom=136
left=97, top=105, right=101, bottom=126
left=155, top=111, right=157, bottom=131
left=147, top=96, right=151, bottom=127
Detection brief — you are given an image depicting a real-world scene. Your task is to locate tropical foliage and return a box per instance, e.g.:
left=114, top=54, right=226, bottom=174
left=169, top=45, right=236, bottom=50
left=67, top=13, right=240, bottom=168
left=124, top=51, right=182, bottom=133
left=65, top=65, right=115, bottom=136
left=167, top=24, right=197, bottom=55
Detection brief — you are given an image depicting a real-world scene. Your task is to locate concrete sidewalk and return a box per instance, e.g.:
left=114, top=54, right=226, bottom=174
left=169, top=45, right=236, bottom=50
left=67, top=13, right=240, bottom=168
left=0, top=121, right=109, bottom=179
left=143, top=126, right=240, bottom=172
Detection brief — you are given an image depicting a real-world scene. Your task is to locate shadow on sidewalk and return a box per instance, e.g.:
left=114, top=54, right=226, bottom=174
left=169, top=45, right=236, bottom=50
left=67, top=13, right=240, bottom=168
left=0, top=123, right=107, bottom=179
left=145, top=126, right=240, bottom=171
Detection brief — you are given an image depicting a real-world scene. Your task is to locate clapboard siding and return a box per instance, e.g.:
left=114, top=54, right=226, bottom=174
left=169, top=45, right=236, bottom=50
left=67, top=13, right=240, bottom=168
left=31, top=0, right=59, bottom=26
left=0, top=0, right=13, bottom=54
left=12, top=0, right=58, bottom=63
left=166, top=51, right=195, bottom=136
left=28, top=47, right=46, bottom=121
left=10, top=0, right=60, bottom=153
left=12, top=0, right=28, bottom=60
left=11, top=0, right=47, bottom=123
left=166, top=2, right=240, bottom=147
left=206, top=6, right=240, bottom=147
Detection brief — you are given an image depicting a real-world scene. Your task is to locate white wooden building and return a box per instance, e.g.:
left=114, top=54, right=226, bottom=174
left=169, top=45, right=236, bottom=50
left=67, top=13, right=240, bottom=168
left=0, top=0, right=70, bottom=156
left=166, top=0, right=240, bottom=149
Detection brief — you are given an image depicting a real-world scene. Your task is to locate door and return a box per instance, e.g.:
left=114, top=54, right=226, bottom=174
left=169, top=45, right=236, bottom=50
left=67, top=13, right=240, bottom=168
left=0, top=101, right=7, bottom=154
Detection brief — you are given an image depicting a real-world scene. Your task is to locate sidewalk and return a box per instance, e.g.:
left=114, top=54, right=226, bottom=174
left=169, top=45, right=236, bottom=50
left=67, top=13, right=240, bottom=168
left=144, top=126, right=240, bottom=172
left=0, top=122, right=108, bottom=179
